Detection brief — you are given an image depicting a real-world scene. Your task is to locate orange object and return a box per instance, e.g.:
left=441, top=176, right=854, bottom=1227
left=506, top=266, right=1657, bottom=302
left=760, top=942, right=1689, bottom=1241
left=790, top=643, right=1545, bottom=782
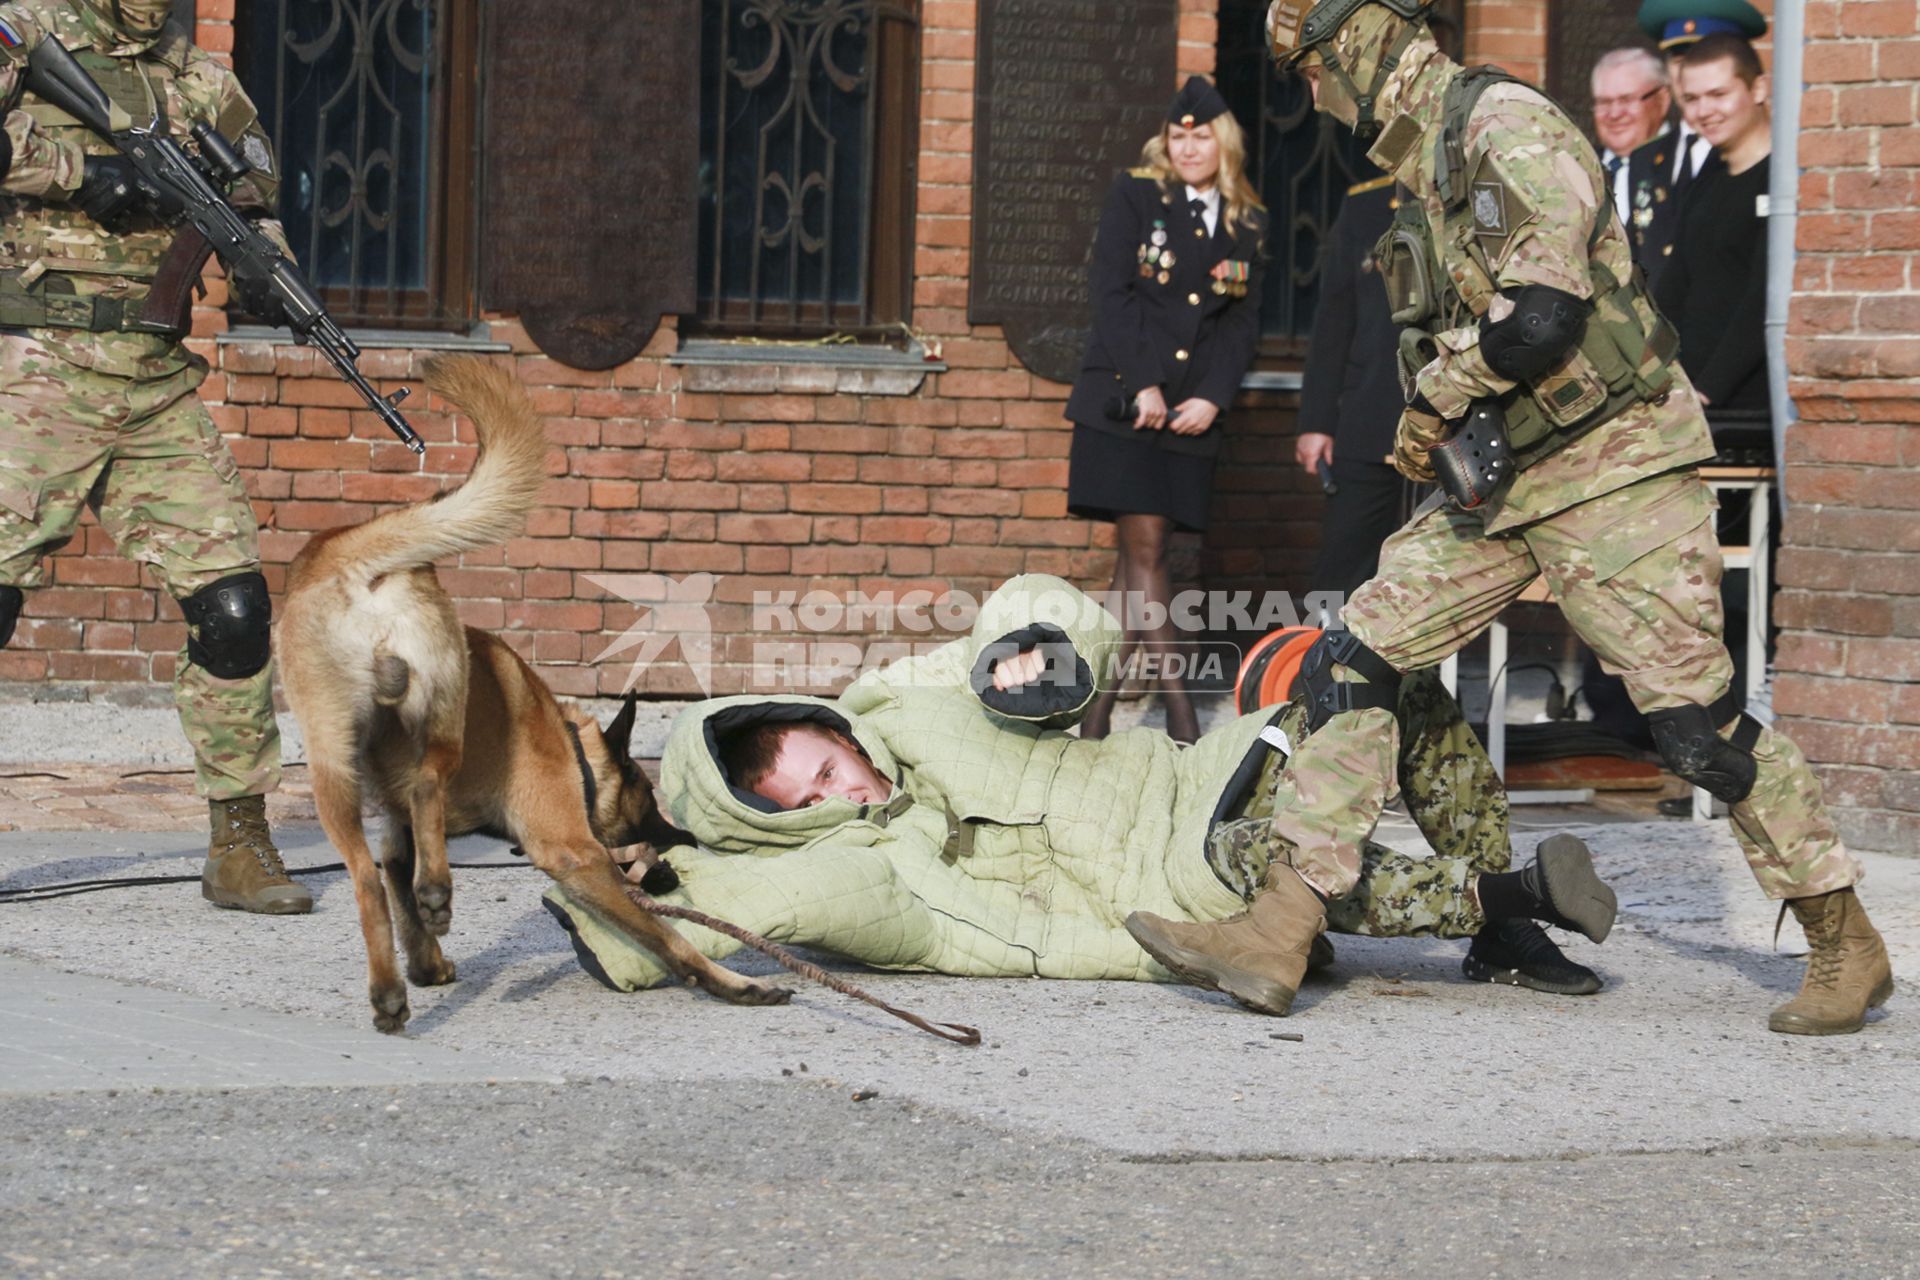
left=1234, top=626, right=1323, bottom=714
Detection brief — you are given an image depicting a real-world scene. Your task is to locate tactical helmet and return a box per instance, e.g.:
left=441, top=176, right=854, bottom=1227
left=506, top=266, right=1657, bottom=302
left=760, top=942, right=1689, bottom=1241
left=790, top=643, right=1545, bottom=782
left=1267, top=0, right=1437, bottom=139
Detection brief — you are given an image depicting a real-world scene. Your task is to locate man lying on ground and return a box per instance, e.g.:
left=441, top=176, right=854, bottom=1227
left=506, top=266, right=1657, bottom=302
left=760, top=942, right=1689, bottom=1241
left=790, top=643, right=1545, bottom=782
left=545, top=576, right=1616, bottom=1011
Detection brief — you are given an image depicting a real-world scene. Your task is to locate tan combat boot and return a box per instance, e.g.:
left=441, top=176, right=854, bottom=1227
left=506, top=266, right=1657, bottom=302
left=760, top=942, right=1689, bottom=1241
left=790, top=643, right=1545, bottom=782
left=1125, top=865, right=1327, bottom=1016
left=202, top=795, right=312, bottom=915
left=1769, top=888, right=1893, bottom=1036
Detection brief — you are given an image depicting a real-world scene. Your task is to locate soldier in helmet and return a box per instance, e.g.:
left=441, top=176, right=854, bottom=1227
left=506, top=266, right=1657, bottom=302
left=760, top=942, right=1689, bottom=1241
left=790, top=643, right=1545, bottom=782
left=1127, top=0, right=1894, bottom=1037
left=0, top=1, right=310, bottom=913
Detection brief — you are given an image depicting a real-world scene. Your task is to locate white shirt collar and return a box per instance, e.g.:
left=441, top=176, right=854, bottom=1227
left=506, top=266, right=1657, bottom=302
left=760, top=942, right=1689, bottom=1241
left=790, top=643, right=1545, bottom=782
left=1185, top=184, right=1220, bottom=234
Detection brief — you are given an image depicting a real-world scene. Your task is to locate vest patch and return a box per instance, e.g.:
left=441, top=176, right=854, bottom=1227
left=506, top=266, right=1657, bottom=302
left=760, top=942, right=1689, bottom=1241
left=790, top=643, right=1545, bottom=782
left=1472, top=182, right=1506, bottom=235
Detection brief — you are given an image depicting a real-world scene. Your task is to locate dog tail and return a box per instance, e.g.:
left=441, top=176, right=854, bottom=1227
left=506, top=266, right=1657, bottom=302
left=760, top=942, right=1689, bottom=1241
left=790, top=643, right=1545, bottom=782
left=324, top=355, right=550, bottom=580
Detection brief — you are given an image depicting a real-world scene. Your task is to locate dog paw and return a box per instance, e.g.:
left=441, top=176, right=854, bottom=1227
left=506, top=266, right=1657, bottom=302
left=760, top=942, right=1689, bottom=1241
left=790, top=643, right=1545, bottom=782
left=725, top=979, right=795, bottom=1007
left=415, top=880, right=453, bottom=936
left=407, top=955, right=457, bottom=987
left=370, top=986, right=411, bottom=1034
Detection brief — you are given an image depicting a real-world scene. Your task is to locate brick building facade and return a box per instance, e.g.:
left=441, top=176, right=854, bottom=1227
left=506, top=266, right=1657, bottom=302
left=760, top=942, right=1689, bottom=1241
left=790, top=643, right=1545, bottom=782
left=2, top=1, right=1913, bottom=852
left=1772, top=0, right=1920, bottom=853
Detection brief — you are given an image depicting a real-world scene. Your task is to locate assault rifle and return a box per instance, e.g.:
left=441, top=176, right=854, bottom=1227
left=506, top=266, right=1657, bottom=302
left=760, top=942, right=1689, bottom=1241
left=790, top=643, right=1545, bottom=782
left=22, top=36, right=424, bottom=453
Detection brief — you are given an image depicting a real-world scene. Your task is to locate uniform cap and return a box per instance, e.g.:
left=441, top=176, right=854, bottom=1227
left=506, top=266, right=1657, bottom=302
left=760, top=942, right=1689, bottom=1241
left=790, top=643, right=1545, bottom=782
left=1166, top=75, right=1230, bottom=128
left=1636, top=0, right=1767, bottom=49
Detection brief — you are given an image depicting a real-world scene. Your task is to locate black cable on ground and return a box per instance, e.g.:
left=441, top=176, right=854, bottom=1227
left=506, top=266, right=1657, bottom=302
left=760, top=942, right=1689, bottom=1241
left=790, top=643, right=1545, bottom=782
left=0, top=860, right=531, bottom=905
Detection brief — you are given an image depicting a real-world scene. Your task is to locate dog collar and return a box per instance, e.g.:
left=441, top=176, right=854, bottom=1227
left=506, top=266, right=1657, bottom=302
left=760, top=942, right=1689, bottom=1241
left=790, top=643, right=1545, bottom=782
left=564, top=721, right=599, bottom=828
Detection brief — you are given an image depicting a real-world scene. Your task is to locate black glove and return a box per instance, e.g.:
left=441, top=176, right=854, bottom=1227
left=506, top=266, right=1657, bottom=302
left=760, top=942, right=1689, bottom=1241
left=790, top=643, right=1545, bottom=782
left=73, top=154, right=184, bottom=230
left=73, top=155, right=144, bottom=228
left=227, top=263, right=285, bottom=326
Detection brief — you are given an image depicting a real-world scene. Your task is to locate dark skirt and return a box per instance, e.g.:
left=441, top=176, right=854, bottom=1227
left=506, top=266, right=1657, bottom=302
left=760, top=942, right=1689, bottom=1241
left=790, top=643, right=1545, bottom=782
left=1066, top=422, right=1219, bottom=534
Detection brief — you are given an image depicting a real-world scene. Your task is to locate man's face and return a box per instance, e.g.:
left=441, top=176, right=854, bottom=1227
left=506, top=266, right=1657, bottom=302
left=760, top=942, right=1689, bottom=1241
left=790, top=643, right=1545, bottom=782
left=1590, top=62, right=1669, bottom=155
left=756, top=729, right=892, bottom=810
left=1678, top=56, right=1768, bottom=150
left=1299, top=59, right=1358, bottom=128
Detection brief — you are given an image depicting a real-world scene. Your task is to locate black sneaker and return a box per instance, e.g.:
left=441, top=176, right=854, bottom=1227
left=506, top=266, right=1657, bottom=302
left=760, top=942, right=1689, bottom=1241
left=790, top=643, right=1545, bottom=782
left=1462, top=919, right=1603, bottom=996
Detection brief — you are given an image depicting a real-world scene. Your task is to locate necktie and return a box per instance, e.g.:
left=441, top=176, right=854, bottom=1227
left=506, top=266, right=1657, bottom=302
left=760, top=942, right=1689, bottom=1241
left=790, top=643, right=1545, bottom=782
left=1605, top=155, right=1623, bottom=183
left=1190, top=197, right=1208, bottom=231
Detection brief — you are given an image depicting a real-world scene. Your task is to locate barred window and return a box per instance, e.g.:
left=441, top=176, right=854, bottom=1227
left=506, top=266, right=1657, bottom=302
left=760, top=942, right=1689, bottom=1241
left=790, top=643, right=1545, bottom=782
left=1215, top=0, right=1466, bottom=350
left=234, top=0, right=478, bottom=329
left=697, top=0, right=920, bottom=337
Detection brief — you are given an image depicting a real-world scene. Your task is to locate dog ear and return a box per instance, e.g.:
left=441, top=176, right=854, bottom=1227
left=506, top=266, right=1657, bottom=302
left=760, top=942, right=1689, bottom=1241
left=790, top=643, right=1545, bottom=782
left=603, top=691, right=638, bottom=759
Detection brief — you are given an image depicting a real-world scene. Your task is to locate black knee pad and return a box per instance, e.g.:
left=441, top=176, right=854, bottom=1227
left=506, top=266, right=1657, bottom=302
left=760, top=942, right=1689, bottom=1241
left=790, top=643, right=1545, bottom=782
left=1297, top=630, right=1403, bottom=733
left=180, top=571, right=273, bottom=679
left=1648, top=693, right=1761, bottom=804
left=0, top=585, right=21, bottom=649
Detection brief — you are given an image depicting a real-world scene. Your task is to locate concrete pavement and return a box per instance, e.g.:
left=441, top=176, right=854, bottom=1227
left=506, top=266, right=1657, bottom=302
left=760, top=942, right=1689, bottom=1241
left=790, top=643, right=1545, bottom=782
left=0, top=714, right=1916, bottom=1273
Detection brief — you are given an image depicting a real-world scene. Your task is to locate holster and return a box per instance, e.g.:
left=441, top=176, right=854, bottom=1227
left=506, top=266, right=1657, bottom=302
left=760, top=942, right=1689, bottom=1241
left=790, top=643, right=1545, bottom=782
left=1430, top=401, right=1511, bottom=512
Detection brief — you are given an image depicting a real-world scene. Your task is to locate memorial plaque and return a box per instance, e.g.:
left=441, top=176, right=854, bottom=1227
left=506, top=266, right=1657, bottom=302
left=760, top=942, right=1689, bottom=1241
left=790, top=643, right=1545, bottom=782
left=483, top=0, right=698, bottom=370
left=969, top=0, right=1179, bottom=384
left=1548, top=0, right=1650, bottom=143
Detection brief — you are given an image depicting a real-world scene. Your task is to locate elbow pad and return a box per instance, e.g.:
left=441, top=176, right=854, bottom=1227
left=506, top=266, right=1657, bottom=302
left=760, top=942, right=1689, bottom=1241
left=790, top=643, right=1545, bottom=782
left=1479, top=285, right=1592, bottom=382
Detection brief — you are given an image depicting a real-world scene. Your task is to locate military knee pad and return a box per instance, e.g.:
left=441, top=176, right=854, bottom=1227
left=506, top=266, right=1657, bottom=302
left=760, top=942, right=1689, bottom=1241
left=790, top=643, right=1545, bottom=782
left=0, top=585, right=21, bottom=649
left=1297, top=630, right=1403, bottom=733
left=1649, top=692, right=1761, bottom=804
left=180, top=571, right=273, bottom=679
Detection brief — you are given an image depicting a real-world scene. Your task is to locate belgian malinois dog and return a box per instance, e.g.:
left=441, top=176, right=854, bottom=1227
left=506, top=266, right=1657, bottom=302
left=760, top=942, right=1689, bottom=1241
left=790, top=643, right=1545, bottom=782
left=277, top=355, right=792, bottom=1032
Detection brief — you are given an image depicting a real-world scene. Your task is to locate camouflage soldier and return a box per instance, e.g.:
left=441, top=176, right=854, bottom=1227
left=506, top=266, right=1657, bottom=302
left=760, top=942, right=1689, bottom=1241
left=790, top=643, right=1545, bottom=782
left=1129, top=0, right=1893, bottom=1035
left=0, top=1, right=309, bottom=913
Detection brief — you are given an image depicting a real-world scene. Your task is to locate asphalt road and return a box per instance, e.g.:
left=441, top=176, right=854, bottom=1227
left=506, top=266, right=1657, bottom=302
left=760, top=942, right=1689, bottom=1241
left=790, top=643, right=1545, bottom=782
left=3, top=818, right=1918, bottom=1277
left=4, top=1081, right=1918, bottom=1279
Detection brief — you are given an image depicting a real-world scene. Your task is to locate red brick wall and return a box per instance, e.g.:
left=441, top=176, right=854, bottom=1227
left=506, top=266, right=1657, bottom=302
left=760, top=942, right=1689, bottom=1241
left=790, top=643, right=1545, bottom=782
left=1467, top=1, right=1548, bottom=82
left=0, top=0, right=1334, bottom=702
left=1775, top=0, right=1920, bottom=854
left=12, top=0, right=1796, bottom=718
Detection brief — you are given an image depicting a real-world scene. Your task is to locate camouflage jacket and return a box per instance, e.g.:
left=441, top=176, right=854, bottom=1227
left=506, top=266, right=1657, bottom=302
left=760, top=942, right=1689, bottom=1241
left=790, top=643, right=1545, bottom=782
left=0, top=0, right=284, bottom=378
left=1366, top=36, right=1714, bottom=533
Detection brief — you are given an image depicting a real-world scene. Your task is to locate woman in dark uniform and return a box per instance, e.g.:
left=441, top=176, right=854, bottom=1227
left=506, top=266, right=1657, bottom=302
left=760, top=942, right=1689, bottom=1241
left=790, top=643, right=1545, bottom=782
left=1066, top=76, right=1266, bottom=742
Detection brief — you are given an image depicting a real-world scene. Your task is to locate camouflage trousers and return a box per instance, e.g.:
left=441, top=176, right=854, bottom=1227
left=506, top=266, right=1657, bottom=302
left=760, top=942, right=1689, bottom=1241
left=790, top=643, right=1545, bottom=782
left=0, top=334, right=279, bottom=801
left=1269, top=469, right=1858, bottom=902
left=1206, top=668, right=1506, bottom=938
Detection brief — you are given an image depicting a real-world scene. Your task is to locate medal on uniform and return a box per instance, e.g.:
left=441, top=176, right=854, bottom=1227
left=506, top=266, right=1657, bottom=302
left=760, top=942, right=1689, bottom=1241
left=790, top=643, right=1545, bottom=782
left=1151, top=227, right=1168, bottom=247
left=1160, top=250, right=1175, bottom=269
left=1157, top=270, right=1170, bottom=284
left=1210, top=259, right=1248, bottom=298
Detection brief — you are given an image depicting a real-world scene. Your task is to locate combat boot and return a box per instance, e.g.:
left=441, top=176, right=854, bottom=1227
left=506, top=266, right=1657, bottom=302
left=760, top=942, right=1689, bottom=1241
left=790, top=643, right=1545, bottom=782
left=1125, top=865, right=1327, bottom=1016
left=1769, top=888, right=1893, bottom=1036
left=202, top=795, right=312, bottom=915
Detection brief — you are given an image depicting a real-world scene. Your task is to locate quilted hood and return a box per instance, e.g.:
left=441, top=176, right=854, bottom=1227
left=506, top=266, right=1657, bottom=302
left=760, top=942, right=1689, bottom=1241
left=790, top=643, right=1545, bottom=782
left=658, top=694, right=905, bottom=855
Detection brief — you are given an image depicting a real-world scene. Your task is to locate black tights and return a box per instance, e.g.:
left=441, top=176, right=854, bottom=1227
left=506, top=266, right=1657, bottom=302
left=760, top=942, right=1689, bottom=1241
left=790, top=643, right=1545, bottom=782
left=1080, top=513, right=1199, bottom=743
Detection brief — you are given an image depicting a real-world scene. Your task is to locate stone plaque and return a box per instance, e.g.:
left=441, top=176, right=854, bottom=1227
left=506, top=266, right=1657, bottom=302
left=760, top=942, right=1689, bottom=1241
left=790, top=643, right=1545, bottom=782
left=969, top=0, right=1179, bottom=384
left=1548, top=0, right=1650, bottom=143
left=483, top=0, right=698, bottom=370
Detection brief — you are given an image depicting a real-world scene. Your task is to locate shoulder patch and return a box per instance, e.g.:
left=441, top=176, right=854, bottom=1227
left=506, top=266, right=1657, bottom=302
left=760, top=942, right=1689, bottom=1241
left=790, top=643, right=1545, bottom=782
left=1466, top=149, right=1533, bottom=264
left=1127, top=166, right=1158, bottom=180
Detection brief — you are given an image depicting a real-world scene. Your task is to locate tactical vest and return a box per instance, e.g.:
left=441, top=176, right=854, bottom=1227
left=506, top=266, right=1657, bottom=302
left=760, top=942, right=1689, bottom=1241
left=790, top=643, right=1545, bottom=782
left=1375, top=67, right=1681, bottom=470
left=0, top=42, right=193, bottom=334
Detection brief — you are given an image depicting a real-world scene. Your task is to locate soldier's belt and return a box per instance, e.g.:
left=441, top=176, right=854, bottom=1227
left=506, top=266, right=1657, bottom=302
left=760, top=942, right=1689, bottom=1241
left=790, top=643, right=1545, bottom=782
left=0, top=277, right=181, bottom=335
